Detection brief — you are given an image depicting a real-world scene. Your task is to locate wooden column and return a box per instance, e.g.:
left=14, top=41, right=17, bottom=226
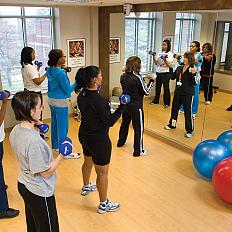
left=99, top=8, right=110, bottom=98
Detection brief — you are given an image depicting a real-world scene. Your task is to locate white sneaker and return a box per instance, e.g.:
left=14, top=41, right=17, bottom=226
left=192, top=114, right=196, bottom=119
left=65, top=152, right=81, bottom=159
left=98, top=199, right=120, bottom=214
left=205, top=101, right=211, bottom=105
left=185, top=133, right=193, bottom=138
left=140, top=149, right=148, bottom=156
left=81, top=183, right=97, bottom=196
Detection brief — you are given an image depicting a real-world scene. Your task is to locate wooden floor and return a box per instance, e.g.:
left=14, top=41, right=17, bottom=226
left=1, top=118, right=232, bottom=231
left=144, top=91, right=232, bottom=149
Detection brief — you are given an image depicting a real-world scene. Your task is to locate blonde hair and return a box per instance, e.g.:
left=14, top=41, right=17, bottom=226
left=125, top=56, right=141, bottom=74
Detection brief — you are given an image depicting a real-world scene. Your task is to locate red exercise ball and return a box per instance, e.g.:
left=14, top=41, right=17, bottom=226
left=212, top=157, right=232, bottom=204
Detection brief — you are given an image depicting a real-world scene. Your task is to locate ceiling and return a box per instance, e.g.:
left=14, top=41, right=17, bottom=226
left=0, top=0, right=188, bottom=7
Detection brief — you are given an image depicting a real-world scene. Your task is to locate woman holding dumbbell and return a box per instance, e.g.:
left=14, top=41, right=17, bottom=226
left=164, top=52, right=196, bottom=138
left=46, top=49, right=80, bottom=158
left=75, top=66, right=125, bottom=214
left=150, top=39, right=174, bottom=107
left=21, top=47, right=46, bottom=119
left=10, top=90, right=70, bottom=231
left=117, top=56, right=155, bottom=156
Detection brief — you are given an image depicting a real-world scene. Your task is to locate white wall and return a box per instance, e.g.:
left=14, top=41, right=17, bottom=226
left=5, top=6, right=99, bottom=128
left=109, top=13, right=125, bottom=96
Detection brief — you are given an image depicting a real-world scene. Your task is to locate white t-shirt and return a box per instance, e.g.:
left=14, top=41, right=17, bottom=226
left=22, top=64, right=41, bottom=92
left=0, top=121, right=5, bottom=142
left=156, top=51, right=174, bottom=73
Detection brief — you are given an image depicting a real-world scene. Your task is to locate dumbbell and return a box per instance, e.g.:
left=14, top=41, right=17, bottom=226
left=0, top=90, right=10, bottom=100
left=120, top=94, right=131, bottom=104
left=59, top=137, right=73, bottom=157
left=35, top=123, right=49, bottom=134
left=35, top=61, right=43, bottom=68
left=61, top=65, right=72, bottom=72
left=148, top=51, right=156, bottom=56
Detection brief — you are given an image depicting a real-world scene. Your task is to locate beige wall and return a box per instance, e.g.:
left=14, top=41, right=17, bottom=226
left=109, top=13, right=125, bottom=96
left=5, top=6, right=99, bottom=128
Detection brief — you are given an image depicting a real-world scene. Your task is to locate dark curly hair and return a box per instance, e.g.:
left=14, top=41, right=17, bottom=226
left=48, top=49, right=63, bottom=67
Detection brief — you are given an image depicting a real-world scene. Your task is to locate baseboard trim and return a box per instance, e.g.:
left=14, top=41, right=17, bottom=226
left=144, top=128, right=193, bottom=155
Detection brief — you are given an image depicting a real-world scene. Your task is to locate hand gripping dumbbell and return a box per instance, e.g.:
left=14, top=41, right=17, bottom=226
left=35, top=123, right=49, bottom=134
left=35, top=61, right=43, bottom=68
left=59, top=137, right=73, bottom=158
left=0, top=90, right=10, bottom=100
left=119, top=94, right=131, bottom=104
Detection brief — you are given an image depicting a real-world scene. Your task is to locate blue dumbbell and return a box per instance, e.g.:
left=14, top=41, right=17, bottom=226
left=0, top=90, right=10, bottom=100
left=35, top=60, right=43, bottom=68
left=59, top=137, right=73, bottom=157
left=35, top=123, right=49, bottom=134
left=120, top=94, right=131, bottom=104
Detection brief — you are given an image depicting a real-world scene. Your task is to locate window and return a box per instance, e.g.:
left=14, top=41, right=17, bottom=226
left=174, top=13, right=195, bottom=54
left=0, top=6, right=53, bottom=93
left=125, top=12, right=156, bottom=73
left=220, top=23, right=230, bottom=63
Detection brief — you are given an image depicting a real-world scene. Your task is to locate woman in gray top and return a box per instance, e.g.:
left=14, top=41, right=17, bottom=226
left=10, top=91, right=65, bottom=232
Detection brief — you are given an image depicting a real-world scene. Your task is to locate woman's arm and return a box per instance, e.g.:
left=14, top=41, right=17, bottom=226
left=32, top=73, right=47, bottom=85
left=58, top=71, right=77, bottom=95
left=39, top=155, right=64, bottom=178
left=152, top=54, right=158, bottom=65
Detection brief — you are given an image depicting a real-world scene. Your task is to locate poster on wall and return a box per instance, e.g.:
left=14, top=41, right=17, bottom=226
left=163, top=35, right=174, bottom=52
left=67, top=38, right=86, bottom=67
left=109, top=38, right=120, bottom=64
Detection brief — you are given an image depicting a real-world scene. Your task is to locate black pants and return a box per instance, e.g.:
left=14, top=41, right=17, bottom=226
left=117, top=103, right=144, bottom=156
left=18, top=182, right=59, bottom=232
left=152, top=72, right=171, bottom=106
left=24, top=89, right=43, bottom=120
left=200, top=76, right=213, bottom=102
left=169, top=94, right=194, bottom=134
left=0, top=142, right=9, bottom=211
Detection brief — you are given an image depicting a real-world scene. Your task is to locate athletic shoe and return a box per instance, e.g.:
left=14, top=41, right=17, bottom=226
left=149, top=101, right=159, bottom=105
left=192, top=114, right=196, bottom=119
left=164, top=124, right=176, bottom=130
left=81, top=183, right=97, bottom=196
left=140, top=149, right=148, bottom=156
left=205, top=101, right=211, bottom=105
left=179, top=110, right=184, bottom=114
left=185, top=132, right=193, bottom=138
left=65, top=152, right=81, bottom=159
left=0, top=208, right=20, bottom=219
left=227, top=105, right=232, bottom=111
left=164, top=105, right=170, bottom=108
left=98, top=199, right=120, bottom=214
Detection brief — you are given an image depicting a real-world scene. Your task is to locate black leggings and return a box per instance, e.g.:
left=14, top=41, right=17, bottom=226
left=18, top=182, right=59, bottom=232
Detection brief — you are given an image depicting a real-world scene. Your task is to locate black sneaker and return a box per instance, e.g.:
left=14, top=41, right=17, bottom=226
left=0, top=208, right=20, bottom=219
left=227, top=105, right=232, bottom=111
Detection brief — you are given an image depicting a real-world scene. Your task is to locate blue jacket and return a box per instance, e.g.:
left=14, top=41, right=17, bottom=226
left=46, top=67, right=77, bottom=99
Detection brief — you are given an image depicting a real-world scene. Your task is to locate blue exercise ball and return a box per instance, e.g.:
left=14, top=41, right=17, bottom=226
left=193, top=139, right=231, bottom=179
left=217, top=130, right=232, bottom=154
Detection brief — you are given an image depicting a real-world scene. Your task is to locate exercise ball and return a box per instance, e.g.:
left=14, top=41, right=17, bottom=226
left=212, top=157, right=232, bottom=204
left=217, top=130, right=232, bottom=154
left=112, top=87, right=122, bottom=97
left=193, top=140, right=231, bottom=179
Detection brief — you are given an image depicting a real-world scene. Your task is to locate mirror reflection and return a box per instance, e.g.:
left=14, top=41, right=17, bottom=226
left=109, top=10, right=232, bottom=150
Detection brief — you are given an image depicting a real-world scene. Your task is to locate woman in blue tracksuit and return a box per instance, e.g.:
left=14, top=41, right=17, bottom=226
left=46, top=49, right=80, bottom=158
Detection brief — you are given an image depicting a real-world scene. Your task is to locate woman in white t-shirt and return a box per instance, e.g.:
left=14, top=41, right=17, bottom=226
left=150, top=39, right=174, bottom=108
left=21, top=47, right=46, bottom=118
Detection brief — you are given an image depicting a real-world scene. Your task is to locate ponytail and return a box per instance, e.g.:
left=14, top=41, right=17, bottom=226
left=75, top=66, right=100, bottom=92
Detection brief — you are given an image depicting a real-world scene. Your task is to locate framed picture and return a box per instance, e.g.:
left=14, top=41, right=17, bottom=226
left=109, top=37, right=120, bottom=63
left=67, top=38, right=86, bottom=67
left=163, top=35, right=174, bottom=52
